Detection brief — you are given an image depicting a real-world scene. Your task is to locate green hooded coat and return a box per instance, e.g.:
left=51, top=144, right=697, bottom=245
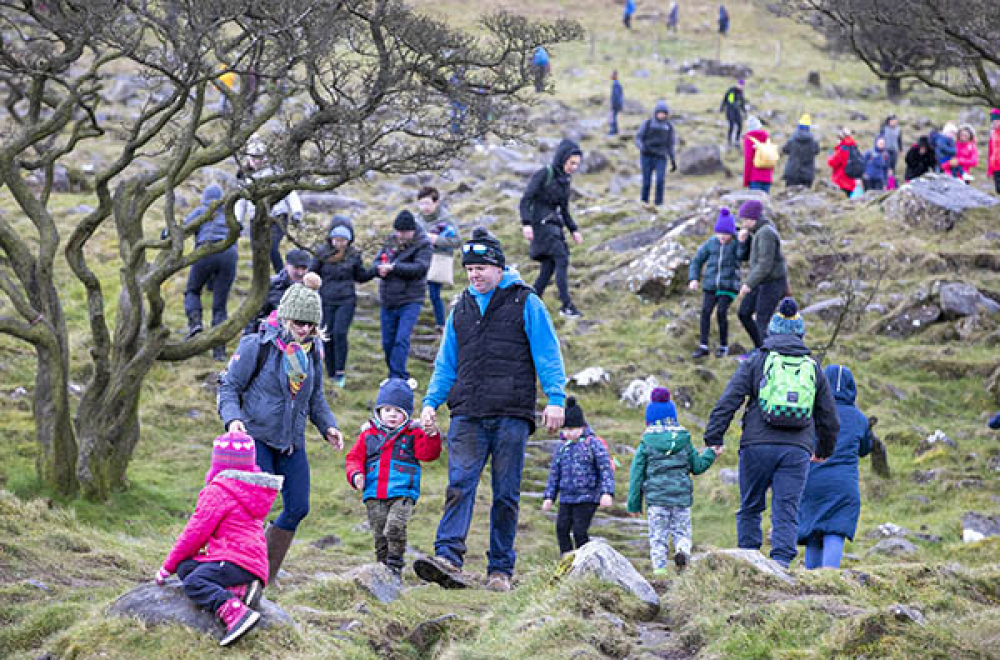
left=627, top=422, right=716, bottom=511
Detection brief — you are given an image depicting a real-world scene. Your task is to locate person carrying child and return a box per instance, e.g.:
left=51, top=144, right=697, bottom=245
left=345, top=378, right=442, bottom=578
left=155, top=431, right=282, bottom=646
left=541, top=397, right=615, bottom=555
left=688, top=207, right=740, bottom=359
left=627, top=388, right=719, bottom=574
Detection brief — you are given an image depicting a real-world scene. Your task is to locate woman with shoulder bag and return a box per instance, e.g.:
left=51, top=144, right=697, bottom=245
left=415, top=187, right=461, bottom=333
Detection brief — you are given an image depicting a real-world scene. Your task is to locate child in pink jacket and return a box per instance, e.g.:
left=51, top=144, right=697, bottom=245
left=155, top=432, right=283, bottom=646
left=944, top=124, right=979, bottom=181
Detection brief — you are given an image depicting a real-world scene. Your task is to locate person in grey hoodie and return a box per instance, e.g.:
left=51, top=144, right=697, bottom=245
left=878, top=115, right=903, bottom=177
left=781, top=114, right=820, bottom=188
left=635, top=100, right=677, bottom=206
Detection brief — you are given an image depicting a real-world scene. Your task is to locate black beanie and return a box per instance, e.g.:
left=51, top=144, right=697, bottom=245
left=393, top=210, right=417, bottom=231
left=563, top=396, right=587, bottom=429
left=461, top=227, right=505, bottom=269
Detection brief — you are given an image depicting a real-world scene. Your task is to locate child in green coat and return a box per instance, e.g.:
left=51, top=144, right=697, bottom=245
left=627, top=388, right=721, bottom=573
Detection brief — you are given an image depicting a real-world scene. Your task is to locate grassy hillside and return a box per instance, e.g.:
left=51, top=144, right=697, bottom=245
left=2, top=1, right=999, bottom=658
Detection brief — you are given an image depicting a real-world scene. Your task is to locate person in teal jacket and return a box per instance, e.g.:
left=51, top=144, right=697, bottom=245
left=627, top=391, right=719, bottom=574
left=688, top=207, right=740, bottom=359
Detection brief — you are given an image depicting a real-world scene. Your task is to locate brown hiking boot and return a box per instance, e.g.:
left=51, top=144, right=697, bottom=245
left=485, top=573, right=512, bottom=592
left=413, top=555, right=472, bottom=589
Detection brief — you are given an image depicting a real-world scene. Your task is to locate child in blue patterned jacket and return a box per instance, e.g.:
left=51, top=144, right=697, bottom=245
left=542, top=397, right=615, bottom=554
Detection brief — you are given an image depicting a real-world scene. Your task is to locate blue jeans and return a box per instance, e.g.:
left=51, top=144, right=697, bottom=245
left=427, top=282, right=447, bottom=328
left=433, top=416, right=530, bottom=577
left=804, top=533, right=846, bottom=569
left=322, top=299, right=356, bottom=377
left=609, top=109, right=619, bottom=135
left=176, top=559, right=258, bottom=612
left=737, top=444, right=810, bottom=567
left=183, top=245, right=238, bottom=326
left=748, top=181, right=772, bottom=193
left=255, top=440, right=311, bottom=532
left=640, top=153, right=667, bottom=205
left=380, top=302, right=422, bottom=380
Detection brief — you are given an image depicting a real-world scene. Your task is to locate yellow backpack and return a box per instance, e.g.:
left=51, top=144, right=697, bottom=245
left=749, top=135, right=780, bottom=170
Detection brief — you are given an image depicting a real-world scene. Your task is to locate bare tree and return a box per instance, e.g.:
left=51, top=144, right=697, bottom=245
left=770, top=0, right=999, bottom=105
left=0, top=0, right=583, bottom=499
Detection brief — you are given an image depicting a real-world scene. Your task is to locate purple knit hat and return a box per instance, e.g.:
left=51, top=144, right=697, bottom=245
left=714, top=207, right=736, bottom=235
left=205, top=431, right=259, bottom=485
left=738, top=199, right=763, bottom=221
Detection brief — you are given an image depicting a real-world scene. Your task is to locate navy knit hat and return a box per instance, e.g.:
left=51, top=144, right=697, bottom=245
left=768, top=297, right=805, bottom=337
left=738, top=200, right=763, bottom=221
left=563, top=396, right=587, bottom=429
left=645, top=388, right=678, bottom=426
left=394, top=210, right=417, bottom=231
left=461, top=227, right=505, bottom=269
left=375, top=378, right=415, bottom=417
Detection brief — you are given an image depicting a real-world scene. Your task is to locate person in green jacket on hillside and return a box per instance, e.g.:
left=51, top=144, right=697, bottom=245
left=688, top=207, right=740, bottom=359
left=627, top=388, right=721, bottom=574
left=735, top=199, right=787, bottom=354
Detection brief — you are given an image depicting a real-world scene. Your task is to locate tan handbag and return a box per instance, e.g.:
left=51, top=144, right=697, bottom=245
left=427, top=253, right=455, bottom=285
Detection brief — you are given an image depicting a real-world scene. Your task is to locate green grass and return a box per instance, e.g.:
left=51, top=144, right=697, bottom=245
left=2, top=0, right=999, bottom=658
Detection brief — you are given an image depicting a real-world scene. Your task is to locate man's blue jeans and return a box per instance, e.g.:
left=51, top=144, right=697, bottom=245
left=433, top=416, right=530, bottom=577
left=737, top=444, right=810, bottom=567
left=640, top=153, right=667, bottom=205
left=380, top=302, right=422, bottom=380
left=427, top=282, right=447, bottom=328
left=748, top=181, right=772, bottom=194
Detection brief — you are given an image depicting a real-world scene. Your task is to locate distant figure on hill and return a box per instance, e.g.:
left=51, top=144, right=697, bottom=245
left=718, top=4, right=730, bottom=35
left=609, top=70, right=624, bottom=136
left=704, top=298, right=840, bottom=569
left=415, top=186, right=462, bottom=333
left=781, top=113, right=820, bottom=188
left=635, top=100, right=677, bottom=206
left=623, top=0, right=635, bottom=29
left=668, top=2, right=679, bottom=31
left=797, top=364, right=872, bottom=570
left=742, top=116, right=774, bottom=193
left=688, top=207, right=740, bottom=359
left=878, top=115, right=903, bottom=178
left=989, top=109, right=1000, bottom=193
left=903, top=136, right=937, bottom=182
left=862, top=136, right=890, bottom=191
left=542, top=397, right=615, bottom=555
left=989, top=411, right=1000, bottom=429
left=736, top=200, right=787, bottom=352
left=519, top=139, right=585, bottom=318
left=532, top=46, right=550, bottom=92
left=944, top=124, right=979, bottom=182
left=720, top=79, right=746, bottom=146
left=244, top=248, right=310, bottom=335
left=828, top=127, right=861, bottom=197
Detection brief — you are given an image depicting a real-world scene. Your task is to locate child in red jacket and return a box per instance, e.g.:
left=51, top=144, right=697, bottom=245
left=345, top=378, right=442, bottom=578
left=155, top=431, right=283, bottom=646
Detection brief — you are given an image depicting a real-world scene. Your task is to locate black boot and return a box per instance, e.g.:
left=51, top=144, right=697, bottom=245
left=213, top=345, right=227, bottom=362
left=185, top=311, right=203, bottom=340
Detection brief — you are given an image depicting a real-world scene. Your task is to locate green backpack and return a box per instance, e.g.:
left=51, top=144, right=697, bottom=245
left=758, top=352, right=817, bottom=428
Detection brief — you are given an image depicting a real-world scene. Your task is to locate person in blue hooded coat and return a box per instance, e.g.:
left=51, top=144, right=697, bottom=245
left=796, top=364, right=872, bottom=569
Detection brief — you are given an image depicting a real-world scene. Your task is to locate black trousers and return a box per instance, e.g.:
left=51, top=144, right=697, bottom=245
left=534, top=254, right=572, bottom=307
left=176, top=559, right=258, bottom=613
left=738, top=278, right=787, bottom=349
left=322, top=299, right=356, bottom=377
left=555, top=502, right=599, bottom=554
left=994, top=172, right=1000, bottom=194
left=699, top=291, right=734, bottom=346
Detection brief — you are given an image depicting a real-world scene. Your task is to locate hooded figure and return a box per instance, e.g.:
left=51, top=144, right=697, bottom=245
left=904, top=136, right=938, bottom=181
left=635, top=101, right=677, bottom=206
left=781, top=119, right=821, bottom=187
left=796, top=365, right=873, bottom=569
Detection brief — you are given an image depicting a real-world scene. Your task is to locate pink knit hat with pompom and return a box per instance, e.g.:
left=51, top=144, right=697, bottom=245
left=205, top=431, right=259, bottom=485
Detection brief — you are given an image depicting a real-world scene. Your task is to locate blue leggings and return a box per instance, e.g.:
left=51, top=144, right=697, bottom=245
left=255, top=440, right=310, bottom=532
left=803, top=533, right=845, bottom=569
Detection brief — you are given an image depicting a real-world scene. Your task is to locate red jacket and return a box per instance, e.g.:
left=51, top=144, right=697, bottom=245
left=827, top=136, right=858, bottom=192
left=345, top=420, right=441, bottom=501
left=162, top=471, right=281, bottom=584
left=989, top=128, right=1000, bottom=176
left=743, top=129, right=774, bottom=187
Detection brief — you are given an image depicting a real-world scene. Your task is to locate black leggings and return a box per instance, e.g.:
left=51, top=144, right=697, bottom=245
left=534, top=254, right=572, bottom=307
left=699, top=291, right=734, bottom=346
left=727, top=111, right=743, bottom=144
left=738, top=278, right=788, bottom=349
left=994, top=172, right=1000, bottom=194
left=555, top=502, right=599, bottom=554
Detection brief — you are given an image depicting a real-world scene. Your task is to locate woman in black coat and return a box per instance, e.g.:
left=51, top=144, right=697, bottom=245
left=904, top=136, right=938, bottom=182
left=518, top=139, right=585, bottom=318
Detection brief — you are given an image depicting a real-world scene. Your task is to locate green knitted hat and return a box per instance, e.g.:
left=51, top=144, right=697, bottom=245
left=277, top=283, right=322, bottom=324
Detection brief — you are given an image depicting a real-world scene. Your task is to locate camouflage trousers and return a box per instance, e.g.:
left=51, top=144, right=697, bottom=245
left=648, top=505, right=692, bottom=570
left=365, top=497, right=414, bottom=572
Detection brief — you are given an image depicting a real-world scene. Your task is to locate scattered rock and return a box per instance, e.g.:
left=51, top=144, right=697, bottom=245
left=939, top=282, right=1000, bottom=319
left=620, top=376, right=660, bottom=409
left=866, top=537, right=917, bottom=557
left=889, top=604, right=926, bottom=626
left=594, top=226, right=668, bottom=253
left=109, top=580, right=293, bottom=640
left=578, top=150, right=611, bottom=175
left=621, top=99, right=646, bottom=116
left=800, top=297, right=846, bottom=322
left=807, top=71, right=821, bottom=87
left=696, top=549, right=796, bottom=586
left=718, top=468, right=738, bottom=485
left=677, top=59, right=753, bottom=79
left=915, top=429, right=956, bottom=456
left=884, top=173, right=998, bottom=232
left=675, top=82, right=699, bottom=95
left=570, top=367, right=611, bottom=388
left=300, top=192, right=365, bottom=213
left=911, top=469, right=942, bottom=484
left=404, top=614, right=456, bottom=653
left=961, top=512, right=1000, bottom=543
left=870, top=435, right=891, bottom=478
left=624, top=236, right=690, bottom=301
left=720, top=190, right=771, bottom=215
left=564, top=539, right=659, bottom=620
left=677, top=145, right=726, bottom=176
left=865, top=522, right=912, bottom=540
left=346, top=563, right=401, bottom=604
left=311, top=534, right=342, bottom=549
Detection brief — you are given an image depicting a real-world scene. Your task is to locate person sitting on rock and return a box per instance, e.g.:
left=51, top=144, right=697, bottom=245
left=903, top=136, right=937, bottom=182
left=688, top=207, right=740, bottom=359
left=943, top=124, right=979, bottom=182
left=932, top=122, right=960, bottom=178
left=542, top=397, right=615, bottom=555
left=345, top=378, right=441, bottom=579
left=155, top=431, right=282, bottom=646
left=627, top=388, right=719, bottom=575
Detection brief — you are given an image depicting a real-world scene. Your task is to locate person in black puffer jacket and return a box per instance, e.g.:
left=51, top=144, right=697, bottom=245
left=634, top=100, right=677, bottom=206
left=781, top=114, right=820, bottom=188
left=309, top=216, right=375, bottom=386
left=519, top=139, right=585, bottom=318
left=904, top=136, right=938, bottom=182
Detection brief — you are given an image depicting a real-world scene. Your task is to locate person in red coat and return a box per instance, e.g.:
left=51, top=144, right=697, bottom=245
left=155, top=432, right=283, bottom=646
left=742, top=116, right=773, bottom=193
left=345, top=378, right=442, bottom=577
left=989, top=109, right=1000, bottom=194
left=828, top=128, right=859, bottom=197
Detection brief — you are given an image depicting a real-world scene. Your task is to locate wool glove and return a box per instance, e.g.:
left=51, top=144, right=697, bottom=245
left=155, top=566, right=170, bottom=586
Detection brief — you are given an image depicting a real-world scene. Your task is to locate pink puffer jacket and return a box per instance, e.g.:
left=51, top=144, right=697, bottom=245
left=162, top=470, right=282, bottom=584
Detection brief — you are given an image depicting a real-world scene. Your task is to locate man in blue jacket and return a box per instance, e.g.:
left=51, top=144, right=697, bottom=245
left=416, top=228, right=567, bottom=593
left=609, top=70, right=624, bottom=136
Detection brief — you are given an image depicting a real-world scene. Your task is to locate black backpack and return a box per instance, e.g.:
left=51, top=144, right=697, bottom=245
left=843, top=144, right=865, bottom=179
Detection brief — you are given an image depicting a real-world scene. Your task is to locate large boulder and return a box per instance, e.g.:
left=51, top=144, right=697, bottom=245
left=694, top=548, right=796, bottom=586
left=883, top=174, right=999, bottom=232
left=961, top=512, right=1000, bottom=543
left=625, top=236, right=690, bottom=301
left=577, top=150, right=611, bottom=175
left=594, top=225, right=668, bottom=253
left=939, top=282, right=1000, bottom=319
left=678, top=145, right=726, bottom=176
left=564, top=539, right=659, bottom=620
left=109, top=580, right=294, bottom=641
left=677, top=59, right=753, bottom=79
